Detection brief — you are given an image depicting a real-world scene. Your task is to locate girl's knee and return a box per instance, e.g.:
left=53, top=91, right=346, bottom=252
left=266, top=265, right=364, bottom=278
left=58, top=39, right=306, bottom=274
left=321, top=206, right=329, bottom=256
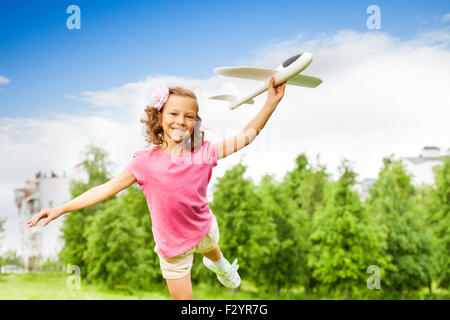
left=166, top=274, right=193, bottom=300
left=202, top=246, right=222, bottom=261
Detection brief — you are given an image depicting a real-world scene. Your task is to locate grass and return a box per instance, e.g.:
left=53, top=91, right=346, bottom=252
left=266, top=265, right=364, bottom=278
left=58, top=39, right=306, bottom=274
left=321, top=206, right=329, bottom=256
left=1, top=272, right=448, bottom=300
left=0, top=272, right=315, bottom=300
left=0, top=272, right=280, bottom=300
left=0, top=272, right=168, bottom=300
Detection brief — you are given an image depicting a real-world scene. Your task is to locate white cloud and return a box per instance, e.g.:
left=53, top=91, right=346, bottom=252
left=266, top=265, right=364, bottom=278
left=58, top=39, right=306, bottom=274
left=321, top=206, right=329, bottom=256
left=442, top=13, right=450, bottom=23
left=63, top=94, right=76, bottom=100
left=243, top=29, right=450, bottom=178
left=0, top=75, right=11, bottom=85
left=1, top=28, right=450, bottom=253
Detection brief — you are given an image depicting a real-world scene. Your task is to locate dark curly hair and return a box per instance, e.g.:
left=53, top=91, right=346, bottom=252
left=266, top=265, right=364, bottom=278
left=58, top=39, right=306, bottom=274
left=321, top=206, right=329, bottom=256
left=141, top=86, right=205, bottom=153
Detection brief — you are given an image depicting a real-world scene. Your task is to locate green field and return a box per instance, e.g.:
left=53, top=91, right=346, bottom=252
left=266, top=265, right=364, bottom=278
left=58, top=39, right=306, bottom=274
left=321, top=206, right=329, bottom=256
left=0, top=272, right=311, bottom=300
left=1, top=272, right=448, bottom=300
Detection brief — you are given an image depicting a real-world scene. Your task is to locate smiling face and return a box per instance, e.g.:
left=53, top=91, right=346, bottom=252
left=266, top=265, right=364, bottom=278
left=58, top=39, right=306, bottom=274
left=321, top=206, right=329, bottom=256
left=159, top=94, right=198, bottom=146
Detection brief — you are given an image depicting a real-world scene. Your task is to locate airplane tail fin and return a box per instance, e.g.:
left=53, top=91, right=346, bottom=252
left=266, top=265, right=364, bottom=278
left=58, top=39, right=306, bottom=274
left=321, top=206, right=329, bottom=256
left=208, top=94, right=254, bottom=109
left=209, top=94, right=239, bottom=104
left=208, top=82, right=254, bottom=109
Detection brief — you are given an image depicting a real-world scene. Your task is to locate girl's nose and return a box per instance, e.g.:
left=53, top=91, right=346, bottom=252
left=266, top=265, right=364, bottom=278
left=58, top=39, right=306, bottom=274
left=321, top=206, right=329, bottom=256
left=176, top=116, right=185, bottom=125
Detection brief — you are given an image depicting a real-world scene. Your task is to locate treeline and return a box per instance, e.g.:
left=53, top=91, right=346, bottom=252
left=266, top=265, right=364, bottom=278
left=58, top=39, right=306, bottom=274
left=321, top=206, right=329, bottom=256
left=58, top=144, right=449, bottom=299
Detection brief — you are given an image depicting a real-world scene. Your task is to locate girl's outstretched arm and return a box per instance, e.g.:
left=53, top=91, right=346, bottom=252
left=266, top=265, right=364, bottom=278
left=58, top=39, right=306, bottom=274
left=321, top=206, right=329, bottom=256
left=217, top=76, right=286, bottom=159
left=27, top=168, right=137, bottom=227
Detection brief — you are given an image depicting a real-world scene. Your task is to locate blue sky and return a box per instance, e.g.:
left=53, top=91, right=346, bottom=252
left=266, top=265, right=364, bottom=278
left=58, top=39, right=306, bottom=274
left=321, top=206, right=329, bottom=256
left=0, top=0, right=449, bottom=118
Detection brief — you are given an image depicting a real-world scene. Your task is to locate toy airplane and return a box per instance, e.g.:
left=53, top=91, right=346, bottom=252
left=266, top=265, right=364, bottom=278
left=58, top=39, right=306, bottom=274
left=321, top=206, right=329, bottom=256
left=208, top=52, right=322, bottom=110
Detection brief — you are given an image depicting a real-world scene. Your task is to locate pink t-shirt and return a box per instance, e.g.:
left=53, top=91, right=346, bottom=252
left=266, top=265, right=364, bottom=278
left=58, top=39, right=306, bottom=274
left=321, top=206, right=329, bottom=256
left=126, top=140, right=218, bottom=258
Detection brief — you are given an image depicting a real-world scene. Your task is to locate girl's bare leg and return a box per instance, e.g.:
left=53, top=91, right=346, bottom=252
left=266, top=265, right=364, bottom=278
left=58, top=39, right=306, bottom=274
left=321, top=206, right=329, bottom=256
left=202, top=246, right=222, bottom=261
left=165, top=273, right=193, bottom=300
left=166, top=247, right=222, bottom=299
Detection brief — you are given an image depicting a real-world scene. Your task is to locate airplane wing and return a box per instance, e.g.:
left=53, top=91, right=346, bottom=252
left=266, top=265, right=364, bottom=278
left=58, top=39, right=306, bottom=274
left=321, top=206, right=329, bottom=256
left=286, top=74, right=323, bottom=88
left=208, top=94, right=254, bottom=105
left=213, top=67, right=277, bottom=81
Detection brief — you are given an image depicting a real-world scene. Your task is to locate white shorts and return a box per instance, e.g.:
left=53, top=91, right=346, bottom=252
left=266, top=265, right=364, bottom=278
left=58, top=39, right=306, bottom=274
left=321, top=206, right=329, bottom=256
left=154, top=213, right=220, bottom=280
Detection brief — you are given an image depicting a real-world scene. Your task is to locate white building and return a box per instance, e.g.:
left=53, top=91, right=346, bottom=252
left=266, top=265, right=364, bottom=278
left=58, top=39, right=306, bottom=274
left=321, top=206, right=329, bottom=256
left=355, top=146, right=448, bottom=201
left=14, top=165, right=87, bottom=270
left=402, top=146, right=448, bottom=186
left=354, top=178, right=375, bottom=201
left=0, top=264, right=26, bottom=274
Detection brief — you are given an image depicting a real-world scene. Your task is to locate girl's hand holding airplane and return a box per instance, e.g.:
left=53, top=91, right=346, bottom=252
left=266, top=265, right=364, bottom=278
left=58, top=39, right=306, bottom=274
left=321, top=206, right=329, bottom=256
left=267, top=76, right=287, bottom=105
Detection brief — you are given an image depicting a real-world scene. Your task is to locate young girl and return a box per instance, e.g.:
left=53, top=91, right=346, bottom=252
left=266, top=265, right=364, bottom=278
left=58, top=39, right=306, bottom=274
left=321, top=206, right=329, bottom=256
left=28, top=77, right=286, bottom=300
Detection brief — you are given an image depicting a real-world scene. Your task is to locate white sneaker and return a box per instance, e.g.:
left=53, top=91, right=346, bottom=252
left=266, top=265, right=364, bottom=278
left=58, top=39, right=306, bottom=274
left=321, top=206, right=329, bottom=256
left=203, top=256, right=241, bottom=289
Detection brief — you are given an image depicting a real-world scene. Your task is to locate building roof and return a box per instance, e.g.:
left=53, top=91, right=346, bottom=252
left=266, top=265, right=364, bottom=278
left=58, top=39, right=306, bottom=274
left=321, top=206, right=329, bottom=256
left=403, top=156, right=445, bottom=165
left=422, top=146, right=440, bottom=150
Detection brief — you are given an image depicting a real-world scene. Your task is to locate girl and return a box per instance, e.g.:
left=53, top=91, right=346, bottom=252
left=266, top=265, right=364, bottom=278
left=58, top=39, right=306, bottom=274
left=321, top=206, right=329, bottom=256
left=28, top=76, right=286, bottom=300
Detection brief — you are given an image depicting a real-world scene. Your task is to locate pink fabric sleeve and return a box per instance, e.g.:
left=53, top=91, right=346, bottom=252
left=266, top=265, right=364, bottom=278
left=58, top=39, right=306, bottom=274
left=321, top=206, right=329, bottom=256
left=126, top=150, right=146, bottom=185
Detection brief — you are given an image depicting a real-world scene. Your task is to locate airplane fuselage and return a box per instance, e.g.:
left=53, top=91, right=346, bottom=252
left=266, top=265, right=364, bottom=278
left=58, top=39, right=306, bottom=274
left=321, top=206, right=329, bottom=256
left=230, top=52, right=313, bottom=109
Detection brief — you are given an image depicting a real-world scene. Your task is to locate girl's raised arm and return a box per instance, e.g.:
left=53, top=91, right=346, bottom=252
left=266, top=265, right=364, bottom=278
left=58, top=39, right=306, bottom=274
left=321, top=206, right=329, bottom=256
left=27, top=168, right=137, bottom=227
left=217, top=77, right=286, bottom=160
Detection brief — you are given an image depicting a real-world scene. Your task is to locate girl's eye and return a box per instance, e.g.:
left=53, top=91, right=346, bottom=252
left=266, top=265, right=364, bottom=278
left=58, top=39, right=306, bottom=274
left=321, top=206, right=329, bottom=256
left=169, top=113, right=194, bottom=118
left=170, top=113, right=194, bottom=119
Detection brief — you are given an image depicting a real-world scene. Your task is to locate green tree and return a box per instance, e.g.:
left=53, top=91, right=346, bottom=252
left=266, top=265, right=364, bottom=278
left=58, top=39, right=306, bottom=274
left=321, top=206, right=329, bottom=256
left=279, top=154, right=329, bottom=294
left=415, top=184, right=440, bottom=294
left=431, top=156, right=450, bottom=289
left=40, top=258, right=64, bottom=273
left=28, top=255, right=42, bottom=272
left=308, top=160, right=389, bottom=299
left=420, top=156, right=450, bottom=290
left=366, top=158, right=435, bottom=297
left=84, top=185, right=160, bottom=291
left=253, top=174, right=297, bottom=296
left=1, top=250, right=24, bottom=267
left=59, top=144, right=114, bottom=278
left=208, top=163, right=275, bottom=291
